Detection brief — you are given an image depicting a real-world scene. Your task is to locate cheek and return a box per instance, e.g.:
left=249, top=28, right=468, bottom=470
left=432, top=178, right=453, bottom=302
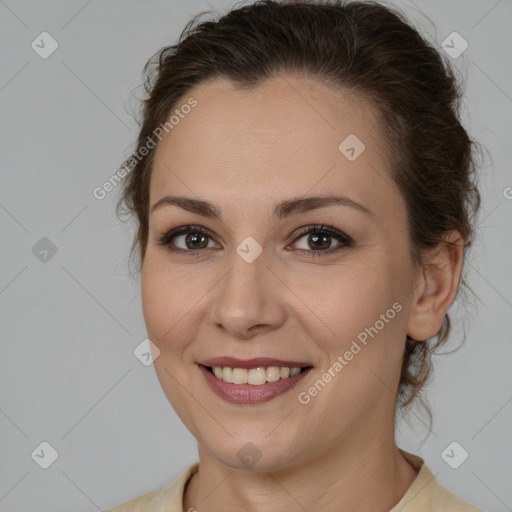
left=295, top=260, right=399, bottom=343
left=141, top=256, right=198, bottom=352
left=298, top=259, right=408, bottom=400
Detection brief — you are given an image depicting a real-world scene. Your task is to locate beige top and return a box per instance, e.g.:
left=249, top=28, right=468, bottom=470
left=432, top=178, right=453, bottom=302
left=103, top=450, right=482, bottom=511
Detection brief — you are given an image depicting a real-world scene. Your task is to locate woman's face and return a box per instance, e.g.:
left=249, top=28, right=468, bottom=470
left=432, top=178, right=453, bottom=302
left=142, top=74, right=423, bottom=470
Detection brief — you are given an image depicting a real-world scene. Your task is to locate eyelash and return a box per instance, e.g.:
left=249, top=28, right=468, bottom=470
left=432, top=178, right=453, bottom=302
left=156, top=224, right=354, bottom=259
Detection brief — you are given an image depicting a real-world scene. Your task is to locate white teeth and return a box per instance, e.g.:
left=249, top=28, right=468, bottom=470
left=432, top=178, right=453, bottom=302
left=266, top=366, right=281, bottom=382
left=232, top=368, right=247, bottom=384
left=210, top=365, right=306, bottom=385
left=223, top=367, right=234, bottom=383
left=248, top=367, right=267, bottom=385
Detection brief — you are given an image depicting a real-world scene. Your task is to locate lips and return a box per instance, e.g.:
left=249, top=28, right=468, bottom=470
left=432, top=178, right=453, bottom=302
left=197, top=356, right=313, bottom=404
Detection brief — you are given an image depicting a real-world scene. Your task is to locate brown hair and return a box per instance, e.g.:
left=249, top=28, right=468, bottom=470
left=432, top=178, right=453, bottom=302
left=116, top=0, right=482, bottom=426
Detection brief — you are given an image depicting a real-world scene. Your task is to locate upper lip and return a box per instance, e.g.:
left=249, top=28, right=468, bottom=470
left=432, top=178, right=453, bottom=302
left=199, top=357, right=312, bottom=369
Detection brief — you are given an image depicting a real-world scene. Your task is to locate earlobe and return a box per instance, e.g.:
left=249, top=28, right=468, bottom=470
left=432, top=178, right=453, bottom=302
left=406, top=231, right=464, bottom=342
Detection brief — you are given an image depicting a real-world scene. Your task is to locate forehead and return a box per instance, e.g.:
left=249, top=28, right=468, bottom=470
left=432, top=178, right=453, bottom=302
left=150, top=74, right=401, bottom=221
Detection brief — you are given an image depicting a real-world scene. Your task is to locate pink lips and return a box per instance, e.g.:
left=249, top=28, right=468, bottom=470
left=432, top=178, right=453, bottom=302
left=197, top=357, right=313, bottom=404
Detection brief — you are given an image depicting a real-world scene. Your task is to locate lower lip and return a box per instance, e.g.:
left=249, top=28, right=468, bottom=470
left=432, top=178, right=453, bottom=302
left=198, top=364, right=313, bottom=404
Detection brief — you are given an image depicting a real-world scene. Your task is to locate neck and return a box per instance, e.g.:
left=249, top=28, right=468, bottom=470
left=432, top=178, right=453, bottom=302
left=183, top=420, right=418, bottom=512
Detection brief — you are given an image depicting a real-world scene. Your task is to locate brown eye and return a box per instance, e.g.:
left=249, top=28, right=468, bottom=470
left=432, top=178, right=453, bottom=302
left=291, top=225, right=353, bottom=258
left=299, top=232, right=333, bottom=250
left=157, top=226, right=218, bottom=254
left=157, top=223, right=353, bottom=259
left=182, top=231, right=209, bottom=250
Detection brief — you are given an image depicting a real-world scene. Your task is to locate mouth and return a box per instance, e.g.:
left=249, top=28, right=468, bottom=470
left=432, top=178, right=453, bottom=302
left=197, top=358, right=314, bottom=404
left=202, top=364, right=312, bottom=385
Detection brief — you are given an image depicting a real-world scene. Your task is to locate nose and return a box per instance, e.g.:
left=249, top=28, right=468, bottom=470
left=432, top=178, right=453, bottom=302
left=208, top=247, right=286, bottom=339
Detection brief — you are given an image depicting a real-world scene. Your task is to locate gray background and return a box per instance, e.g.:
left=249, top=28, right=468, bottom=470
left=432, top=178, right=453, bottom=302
left=1, top=0, right=511, bottom=511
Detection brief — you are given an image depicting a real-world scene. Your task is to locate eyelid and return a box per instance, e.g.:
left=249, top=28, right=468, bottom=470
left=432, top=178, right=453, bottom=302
left=156, top=225, right=218, bottom=248
left=291, top=224, right=352, bottom=243
left=157, top=223, right=353, bottom=256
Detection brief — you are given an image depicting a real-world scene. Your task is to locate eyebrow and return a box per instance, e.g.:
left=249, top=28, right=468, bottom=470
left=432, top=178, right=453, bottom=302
left=150, top=193, right=375, bottom=221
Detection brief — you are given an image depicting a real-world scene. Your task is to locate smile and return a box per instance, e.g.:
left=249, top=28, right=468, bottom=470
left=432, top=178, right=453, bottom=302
left=209, top=365, right=304, bottom=384
left=198, top=362, right=313, bottom=404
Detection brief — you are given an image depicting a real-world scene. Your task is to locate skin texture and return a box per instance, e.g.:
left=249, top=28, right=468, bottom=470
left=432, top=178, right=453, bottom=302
left=141, top=74, right=464, bottom=512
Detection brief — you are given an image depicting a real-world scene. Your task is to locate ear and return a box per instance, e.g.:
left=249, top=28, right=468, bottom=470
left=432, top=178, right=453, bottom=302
left=407, top=230, right=464, bottom=342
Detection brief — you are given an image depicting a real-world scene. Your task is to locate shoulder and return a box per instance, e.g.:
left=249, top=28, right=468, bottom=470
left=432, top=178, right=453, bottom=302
left=103, top=487, right=161, bottom=512
left=391, top=450, right=483, bottom=512
left=102, top=462, right=199, bottom=512
left=433, top=482, right=483, bottom=512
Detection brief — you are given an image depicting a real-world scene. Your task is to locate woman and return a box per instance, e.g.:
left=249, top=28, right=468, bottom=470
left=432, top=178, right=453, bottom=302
left=107, top=0, right=483, bottom=510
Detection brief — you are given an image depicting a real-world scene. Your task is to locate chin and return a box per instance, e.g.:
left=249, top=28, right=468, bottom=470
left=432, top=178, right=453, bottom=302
left=198, top=431, right=303, bottom=473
